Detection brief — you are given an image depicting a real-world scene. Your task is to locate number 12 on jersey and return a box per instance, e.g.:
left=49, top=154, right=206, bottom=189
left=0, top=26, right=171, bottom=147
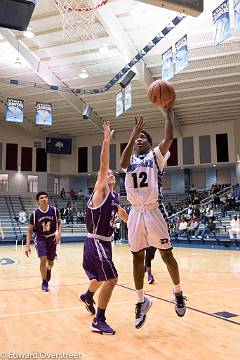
left=132, top=172, right=148, bottom=188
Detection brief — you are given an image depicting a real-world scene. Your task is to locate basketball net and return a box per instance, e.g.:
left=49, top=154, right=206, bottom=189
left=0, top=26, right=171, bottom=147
left=54, top=0, right=108, bottom=43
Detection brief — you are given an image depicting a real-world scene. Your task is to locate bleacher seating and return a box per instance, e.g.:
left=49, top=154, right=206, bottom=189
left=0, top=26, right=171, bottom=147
left=0, top=186, right=239, bottom=248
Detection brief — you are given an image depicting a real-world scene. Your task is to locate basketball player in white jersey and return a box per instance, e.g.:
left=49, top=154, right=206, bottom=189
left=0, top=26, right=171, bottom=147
left=120, top=101, right=186, bottom=328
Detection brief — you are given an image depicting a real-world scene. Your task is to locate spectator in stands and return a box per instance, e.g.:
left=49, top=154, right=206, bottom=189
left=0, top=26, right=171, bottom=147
left=174, top=217, right=188, bottom=239
left=25, top=191, right=62, bottom=292
left=203, top=207, right=215, bottom=223
left=114, top=220, right=121, bottom=241
left=194, top=218, right=216, bottom=239
left=77, top=210, right=84, bottom=224
left=78, top=189, right=84, bottom=199
left=69, top=189, right=76, bottom=201
left=189, top=184, right=196, bottom=203
left=187, top=215, right=199, bottom=237
left=60, top=188, right=65, bottom=199
left=193, top=205, right=200, bottom=219
left=66, top=207, right=73, bottom=224
left=227, top=193, right=236, bottom=210
left=210, top=183, right=219, bottom=195
left=185, top=204, right=194, bottom=220
left=212, top=194, right=221, bottom=209
left=18, top=209, right=27, bottom=224
left=192, top=194, right=201, bottom=205
left=166, top=202, right=174, bottom=217
left=228, top=215, right=240, bottom=239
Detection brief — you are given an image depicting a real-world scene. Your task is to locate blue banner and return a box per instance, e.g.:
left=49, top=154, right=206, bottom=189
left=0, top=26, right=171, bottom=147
left=124, top=83, right=132, bottom=112
left=175, top=35, right=188, bottom=74
left=162, top=47, right=174, bottom=81
left=234, top=0, right=240, bottom=31
left=46, top=137, right=72, bottom=155
left=116, top=91, right=124, bottom=117
left=6, top=98, right=24, bottom=123
left=36, top=102, right=52, bottom=126
left=212, top=0, right=231, bottom=46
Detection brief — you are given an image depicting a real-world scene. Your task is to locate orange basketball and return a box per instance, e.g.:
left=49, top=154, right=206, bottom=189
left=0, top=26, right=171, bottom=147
left=148, top=80, right=175, bottom=107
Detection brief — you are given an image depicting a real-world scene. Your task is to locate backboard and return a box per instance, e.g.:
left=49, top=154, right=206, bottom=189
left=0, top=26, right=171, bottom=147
left=136, top=0, right=204, bottom=16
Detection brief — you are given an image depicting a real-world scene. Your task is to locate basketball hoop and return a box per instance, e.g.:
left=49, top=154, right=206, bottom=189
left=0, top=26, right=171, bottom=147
left=54, top=0, right=108, bottom=43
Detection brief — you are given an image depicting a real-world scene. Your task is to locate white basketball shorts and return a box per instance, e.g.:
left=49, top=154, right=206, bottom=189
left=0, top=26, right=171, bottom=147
left=127, top=205, right=172, bottom=253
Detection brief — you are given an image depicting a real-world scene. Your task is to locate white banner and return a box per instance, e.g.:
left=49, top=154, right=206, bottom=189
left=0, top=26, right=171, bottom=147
left=124, top=83, right=132, bottom=111
left=116, top=91, right=124, bottom=117
left=234, top=0, right=240, bottom=31
left=36, top=102, right=52, bottom=126
left=175, top=35, right=188, bottom=74
left=212, top=0, right=231, bottom=46
left=6, top=98, right=24, bottom=123
left=162, top=47, right=174, bottom=81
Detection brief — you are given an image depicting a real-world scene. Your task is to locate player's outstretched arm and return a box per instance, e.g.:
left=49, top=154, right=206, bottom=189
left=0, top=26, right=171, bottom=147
left=120, top=116, right=144, bottom=169
left=25, top=224, right=33, bottom=257
left=94, top=121, right=114, bottom=193
left=159, top=99, right=175, bottom=156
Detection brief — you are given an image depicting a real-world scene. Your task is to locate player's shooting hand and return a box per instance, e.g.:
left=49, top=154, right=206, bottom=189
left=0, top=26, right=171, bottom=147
left=130, top=116, right=145, bottom=140
left=25, top=246, right=31, bottom=257
left=103, top=121, right=114, bottom=142
left=164, top=93, right=176, bottom=112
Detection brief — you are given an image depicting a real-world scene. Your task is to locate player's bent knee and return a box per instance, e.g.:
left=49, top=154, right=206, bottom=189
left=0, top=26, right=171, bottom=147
left=106, top=277, right=118, bottom=287
left=40, top=256, right=47, bottom=264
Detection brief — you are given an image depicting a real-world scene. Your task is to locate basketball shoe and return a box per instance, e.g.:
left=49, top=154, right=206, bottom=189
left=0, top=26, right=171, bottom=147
left=135, top=297, right=152, bottom=329
left=174, top=291, right=187, bottom=317
left=148, top=273, right=154, bottom=284
left=90, top=318, right=115, bottom=335
left=79, top=294, right=96, bottom=315
left=41, top=280, right=48, bottom=292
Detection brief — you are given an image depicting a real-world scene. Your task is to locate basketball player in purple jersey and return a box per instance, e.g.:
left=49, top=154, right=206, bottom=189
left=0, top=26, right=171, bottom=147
left=80, top=121, right=128, bottom=335
left=25, top=192, right=62, bottom=291
left=120, top=101, right=186, bottom=329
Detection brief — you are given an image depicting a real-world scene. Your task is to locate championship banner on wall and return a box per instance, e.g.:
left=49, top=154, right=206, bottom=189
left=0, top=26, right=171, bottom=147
left=116, top=91, right=124, bottom=117
left=36, top=102, right=52, bottom=126
left=175, top=35, right=189, bottom=74
left=46, top=137, right=72, bottom=155
left=162, top=47, right=174, bottom=81
left=6, top=98, right=24, bottom=123
left=124, top=83, right=132, bottom=111
left=234, top=0, right=240, bottom=31
left=212, top=0, right=231, bottom=46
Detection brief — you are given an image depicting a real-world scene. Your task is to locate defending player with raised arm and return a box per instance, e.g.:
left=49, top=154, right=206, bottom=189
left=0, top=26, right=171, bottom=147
left=25, top=192, right=62, bottom=292
left=80, top=121, right=128, bottom=335
left=120, top=100, right=186, bottom=329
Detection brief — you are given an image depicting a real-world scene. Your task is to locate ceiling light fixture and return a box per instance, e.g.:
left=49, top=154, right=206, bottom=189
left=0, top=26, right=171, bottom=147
left=99, top=44, right=109, bottom=53
left=14, top=57, right=23, bottom=68
left=79, top=69, right=89, bottom=79
left=23, top=27, right=35, bottom=39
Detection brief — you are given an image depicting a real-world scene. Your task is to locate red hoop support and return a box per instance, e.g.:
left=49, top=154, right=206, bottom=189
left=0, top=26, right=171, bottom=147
left=54, top=0, right=108, bottom=12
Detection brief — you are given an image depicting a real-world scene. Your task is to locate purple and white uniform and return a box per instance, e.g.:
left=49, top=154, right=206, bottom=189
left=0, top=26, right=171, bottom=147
left=30, top=205, right=59, bottom=261
left=83, top=191, right=119, bottom=281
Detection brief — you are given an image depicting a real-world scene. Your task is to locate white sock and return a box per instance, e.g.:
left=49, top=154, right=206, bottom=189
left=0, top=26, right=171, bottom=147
left=174, top=284, right=182, bottom=293
left=136, top=289, right=144, bottom=303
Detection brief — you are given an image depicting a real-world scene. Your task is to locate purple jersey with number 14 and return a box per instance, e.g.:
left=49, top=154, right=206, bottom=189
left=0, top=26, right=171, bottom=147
left=30, top=205, right=59, bottom=241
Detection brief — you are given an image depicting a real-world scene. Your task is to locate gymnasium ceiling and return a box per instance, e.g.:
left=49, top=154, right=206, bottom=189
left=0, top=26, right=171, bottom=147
left=0, top=0, right=239, bottom=138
